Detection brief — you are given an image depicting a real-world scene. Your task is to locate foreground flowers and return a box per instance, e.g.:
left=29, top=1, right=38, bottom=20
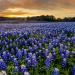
left=0, top=22, right=75, bottom=75
left=52, top=68, right=60, bottom=75
left=72, top=66, right=75, bottom=75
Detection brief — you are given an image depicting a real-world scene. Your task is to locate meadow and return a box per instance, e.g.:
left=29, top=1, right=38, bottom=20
left=0, top=22, right=75, bottom=75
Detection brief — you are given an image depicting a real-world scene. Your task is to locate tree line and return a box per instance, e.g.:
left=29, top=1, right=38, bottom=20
left=0, top=15, right=75, bottom=22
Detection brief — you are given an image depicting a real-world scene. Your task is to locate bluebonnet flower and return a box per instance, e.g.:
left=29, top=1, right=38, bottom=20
left=27, top=53, right=32, bottom=59
left=38, top=49, right=44, bottom=57
left=25, top=40, right=28, bottom=46
left=59, top=47, right=63, bottom=55
left=45, top=57, right=51, bottom=69
left=27, top=59, right=32, bottom=67
left=62, top=58, right=67, bottom=68
left=15, top=47, right=19, bottom=53
left=6, top=51, right=11, bottom=61
left=9, top=39, right=13, bottom=43
left=10, top=55, right=15, bottom=62
left=71, top=36, right=75, bottom=44
left=13, top=66, right=19, bottom=74
left=0, top=59, right=7, bottom=70
left=64, top=50, right=70, bottom=58
left=60, top=34, right=66, bottom=41
left=29, top=46, right=33, bottom=52
left=22, top=48, right=27, bottom=56
left=33, top=45, right=38, bottom=51
left=64, top=46, right=68, bottom=50
left=52, top=39, right=59, bottom=46
left=27, top=38, right=33, bottom=46
left=52, top=68, right=60, bottom=75
left=45, top=53, right=53, bottom=69
left=11, top=48, right=15, bottom=54
left=72, top=66, right=75, bottom=75
left=61, top=53, right=65, bottom=58
left=38, top=43, right=42, bottom=48
left=16, top=49, right=22, bottom=60
left=44, top=49, right=49, bottom=57
left=20, top=65, right=27, bottom=73
left=34, top=39, right=38, bottom=44
left=26, top=53, right=37, bottom=68
left=13, top=58, right=19, bottom=66
left=31, top=54, right=37, bottom=68
left=59, top=44, right=64, bottom=49
left=2, top=52, right=8, bottom=63
left=1, top=40, right=5, bottom=45
left=31, top=58, right=37, bottom=68
left=9, top=43, right=13, bottom=49
left=52, top=52, right=56, bottom=59
left=6, top=45, right=9, bottom=49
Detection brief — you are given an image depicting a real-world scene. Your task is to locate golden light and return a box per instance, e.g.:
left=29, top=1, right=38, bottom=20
left=0, top=7, right=75, bottom=18
left=0, top=8, right=46, bottom=18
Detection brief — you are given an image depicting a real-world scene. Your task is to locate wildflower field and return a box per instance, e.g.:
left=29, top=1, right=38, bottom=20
left=0, top=22, right=75, bottom=75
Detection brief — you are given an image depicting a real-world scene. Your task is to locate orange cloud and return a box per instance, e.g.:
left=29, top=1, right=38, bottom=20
left=0, top=0, right=75, bottom=18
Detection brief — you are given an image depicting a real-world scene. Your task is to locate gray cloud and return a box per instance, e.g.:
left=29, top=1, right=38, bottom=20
left=0, top=0, right=75, bottom=11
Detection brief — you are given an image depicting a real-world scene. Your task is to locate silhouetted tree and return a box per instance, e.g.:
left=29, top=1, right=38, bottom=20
left=0, top=15, right=75, bottom=23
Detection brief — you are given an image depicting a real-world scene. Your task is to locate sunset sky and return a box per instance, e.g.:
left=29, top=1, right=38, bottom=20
left=0, top=0, right=75, bottom=18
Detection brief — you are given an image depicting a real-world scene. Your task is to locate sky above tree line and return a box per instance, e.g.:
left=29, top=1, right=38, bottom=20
left=0, top=0, right=75, bottom=18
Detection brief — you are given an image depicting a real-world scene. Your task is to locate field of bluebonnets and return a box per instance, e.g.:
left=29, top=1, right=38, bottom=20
left=0, top=22, right=75, bottom=75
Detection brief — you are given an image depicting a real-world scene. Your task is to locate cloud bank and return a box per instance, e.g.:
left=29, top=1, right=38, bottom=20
left=0, top=0, right=75, bottom=18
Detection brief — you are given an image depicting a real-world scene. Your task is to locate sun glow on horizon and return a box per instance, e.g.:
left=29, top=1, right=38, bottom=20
left=0, top=7, right=75, bottom=18
left=0, top=8, right=44, bottom=18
